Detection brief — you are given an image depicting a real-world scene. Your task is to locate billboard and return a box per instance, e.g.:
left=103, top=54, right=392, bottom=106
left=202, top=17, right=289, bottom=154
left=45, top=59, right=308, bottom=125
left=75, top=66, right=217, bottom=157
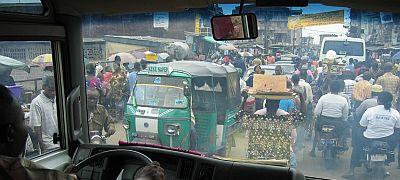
left=380, top=12, right=393, bottom=24
left=153, top=12, right=169, bottom=30
left=195, top=14, right=201, bottom=35
left=288, top=10, right=344, bottom=29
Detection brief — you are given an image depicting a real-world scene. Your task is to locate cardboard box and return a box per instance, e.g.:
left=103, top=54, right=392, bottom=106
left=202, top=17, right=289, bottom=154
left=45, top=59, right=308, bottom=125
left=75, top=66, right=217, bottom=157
left=253, top=74, right=287, bottom=93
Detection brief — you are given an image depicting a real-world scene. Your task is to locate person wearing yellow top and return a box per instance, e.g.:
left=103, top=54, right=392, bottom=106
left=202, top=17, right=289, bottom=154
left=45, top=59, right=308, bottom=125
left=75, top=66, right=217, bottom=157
left=352, top=72, right=373, bottom=108
left=376, top=63, right=400, bottom=108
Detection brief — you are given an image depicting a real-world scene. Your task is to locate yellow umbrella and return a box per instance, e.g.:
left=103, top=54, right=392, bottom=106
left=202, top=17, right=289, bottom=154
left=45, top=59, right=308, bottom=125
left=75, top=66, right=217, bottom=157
left=32, top=54, right=52, bottom=67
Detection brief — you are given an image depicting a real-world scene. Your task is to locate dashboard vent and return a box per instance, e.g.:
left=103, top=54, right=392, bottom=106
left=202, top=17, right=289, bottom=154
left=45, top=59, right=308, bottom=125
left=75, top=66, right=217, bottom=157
left=198, top=164, right=214, bottom=180
left=179, top=159, right=194, bottom=179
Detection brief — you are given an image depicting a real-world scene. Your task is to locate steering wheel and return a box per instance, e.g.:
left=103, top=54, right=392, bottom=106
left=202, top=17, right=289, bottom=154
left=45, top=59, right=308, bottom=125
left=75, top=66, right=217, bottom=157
left=70, top=149, right=153, bottom=174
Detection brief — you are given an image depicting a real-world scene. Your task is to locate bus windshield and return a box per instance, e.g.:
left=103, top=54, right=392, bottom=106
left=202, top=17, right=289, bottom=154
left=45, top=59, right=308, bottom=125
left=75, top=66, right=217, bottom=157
left=322, top=41, right=364, bottom=56
left=81, top=3, right=400, bottom=179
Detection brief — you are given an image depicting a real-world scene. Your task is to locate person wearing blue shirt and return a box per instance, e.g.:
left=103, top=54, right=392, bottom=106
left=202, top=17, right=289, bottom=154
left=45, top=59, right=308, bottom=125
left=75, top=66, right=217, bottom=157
left=128, top=62, right=141, bottom=92
left=279, top=81, right=296, bottom=113
left=279, top=99, right=295, bottom=113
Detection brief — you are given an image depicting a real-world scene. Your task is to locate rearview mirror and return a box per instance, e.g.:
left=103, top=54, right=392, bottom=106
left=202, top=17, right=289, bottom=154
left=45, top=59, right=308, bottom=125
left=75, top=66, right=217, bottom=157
left=211, top=13, right=258, bottom=41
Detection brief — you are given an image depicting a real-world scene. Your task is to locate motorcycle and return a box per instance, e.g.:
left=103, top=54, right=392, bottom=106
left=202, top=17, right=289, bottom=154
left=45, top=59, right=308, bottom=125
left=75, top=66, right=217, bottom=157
left=362, top=141, right=393, bottom=179
left=317, top=125, right=346, bottom=169
left=89, top=131, right=108, bottom=144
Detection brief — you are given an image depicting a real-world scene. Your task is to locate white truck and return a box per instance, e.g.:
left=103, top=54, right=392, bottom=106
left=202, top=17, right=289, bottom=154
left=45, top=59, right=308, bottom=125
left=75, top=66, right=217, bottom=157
left=319, top=37, right=366, bottom=63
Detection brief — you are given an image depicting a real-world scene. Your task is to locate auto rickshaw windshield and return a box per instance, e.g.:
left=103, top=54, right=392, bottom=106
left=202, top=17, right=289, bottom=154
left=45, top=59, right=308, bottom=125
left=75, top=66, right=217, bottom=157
left=134, top=76, right=188, bottom=109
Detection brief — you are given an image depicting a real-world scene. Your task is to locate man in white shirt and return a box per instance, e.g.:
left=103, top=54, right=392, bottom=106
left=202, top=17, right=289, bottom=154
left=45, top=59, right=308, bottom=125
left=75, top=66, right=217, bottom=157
left=297, top=71, right=314, bottom=151
left=0, top=85, right=76, bottom=180
left=310, top=80, right=349, bottom=157
left=341, top=72, right=356, bottom=108
left=29, top=76, right=59, bottom=153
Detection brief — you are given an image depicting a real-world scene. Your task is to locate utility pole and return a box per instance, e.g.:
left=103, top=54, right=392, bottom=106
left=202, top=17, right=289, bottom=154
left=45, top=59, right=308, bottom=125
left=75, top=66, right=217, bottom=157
left=264, top=15, right=268, bottom=54
left=299, top=28, right=303, bottom=56
left=292, top=29, right=295, bottom=54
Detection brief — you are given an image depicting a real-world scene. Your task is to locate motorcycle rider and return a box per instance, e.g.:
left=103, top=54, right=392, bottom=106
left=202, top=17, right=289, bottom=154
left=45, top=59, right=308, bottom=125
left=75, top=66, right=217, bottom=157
left=310, top=80, right=349, bottom=157
left=358, top=92, right=400, bottom=175
left=87, top=88, right=116, bottom=139
left=342, top=84, right=383, bottom=178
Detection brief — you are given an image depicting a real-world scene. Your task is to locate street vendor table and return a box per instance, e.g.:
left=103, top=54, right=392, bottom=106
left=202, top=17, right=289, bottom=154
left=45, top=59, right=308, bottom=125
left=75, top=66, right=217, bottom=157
left=239, top=111, right=304, bottom=162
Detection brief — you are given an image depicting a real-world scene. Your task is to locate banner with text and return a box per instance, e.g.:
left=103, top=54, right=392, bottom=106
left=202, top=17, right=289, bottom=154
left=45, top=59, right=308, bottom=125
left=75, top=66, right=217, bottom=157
left=288, top=10, right=344, bottom=29
left=195, top=14, right=201, bottom=35
left=154, top=12, right=169, bottom=30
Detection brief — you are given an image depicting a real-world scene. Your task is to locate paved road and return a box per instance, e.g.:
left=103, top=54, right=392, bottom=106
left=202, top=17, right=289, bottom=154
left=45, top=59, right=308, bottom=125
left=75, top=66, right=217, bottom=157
left=228, top=131, right=400, bottom=180
left=108, top=123, right=400, bottom=180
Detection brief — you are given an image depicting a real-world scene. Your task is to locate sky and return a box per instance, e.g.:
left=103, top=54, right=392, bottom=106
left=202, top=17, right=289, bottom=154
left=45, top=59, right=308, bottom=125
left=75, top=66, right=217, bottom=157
left=219, top=4, right=350, bottom=44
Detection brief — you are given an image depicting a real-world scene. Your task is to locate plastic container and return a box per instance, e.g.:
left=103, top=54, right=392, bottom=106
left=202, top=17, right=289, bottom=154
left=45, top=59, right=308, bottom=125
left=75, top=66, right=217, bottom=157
left=6, top=85, right=23, bottom=101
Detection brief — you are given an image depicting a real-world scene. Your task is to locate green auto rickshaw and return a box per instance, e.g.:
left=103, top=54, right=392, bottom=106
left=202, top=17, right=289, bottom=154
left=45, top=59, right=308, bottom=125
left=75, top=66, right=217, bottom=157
left=124, top=61, right=241, bottom=155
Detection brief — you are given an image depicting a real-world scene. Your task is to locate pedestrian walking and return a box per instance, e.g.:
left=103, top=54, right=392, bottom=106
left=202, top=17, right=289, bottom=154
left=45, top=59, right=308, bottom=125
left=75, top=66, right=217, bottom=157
left=29, top=76, right=58, bottom=153
left=110, top=66, right=128, bottom=121
left=375, top=62, right=400, bottom=108
left=352, top=72, right=373, bottom=108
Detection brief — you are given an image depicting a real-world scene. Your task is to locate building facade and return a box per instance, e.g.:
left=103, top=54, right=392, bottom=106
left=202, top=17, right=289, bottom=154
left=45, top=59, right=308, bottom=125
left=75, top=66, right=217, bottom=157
left=82, top=6, right=223, bottom=40
left=349, top=11, right=400, bottom=47
left=233, top=5, right=302, bottom=53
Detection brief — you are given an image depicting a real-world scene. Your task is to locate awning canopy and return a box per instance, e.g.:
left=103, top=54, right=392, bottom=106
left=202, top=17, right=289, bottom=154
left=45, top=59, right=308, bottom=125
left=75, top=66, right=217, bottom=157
left=166, top=61, right=237, bottom=77
left=0, top=55, right=29, bottom=72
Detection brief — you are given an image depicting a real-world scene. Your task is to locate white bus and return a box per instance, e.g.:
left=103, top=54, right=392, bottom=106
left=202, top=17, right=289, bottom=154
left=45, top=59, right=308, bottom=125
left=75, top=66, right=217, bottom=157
left=319, top=37, right=366, bottom=63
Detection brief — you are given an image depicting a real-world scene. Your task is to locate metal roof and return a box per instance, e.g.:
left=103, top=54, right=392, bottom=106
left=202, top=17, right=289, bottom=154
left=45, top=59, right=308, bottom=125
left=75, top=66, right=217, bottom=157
left=163, top=61, right=238, bottom=77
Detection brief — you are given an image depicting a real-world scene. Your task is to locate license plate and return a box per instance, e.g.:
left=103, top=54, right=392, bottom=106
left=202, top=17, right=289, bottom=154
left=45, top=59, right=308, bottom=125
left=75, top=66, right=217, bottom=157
left=370, top=154, right=386, bottom=161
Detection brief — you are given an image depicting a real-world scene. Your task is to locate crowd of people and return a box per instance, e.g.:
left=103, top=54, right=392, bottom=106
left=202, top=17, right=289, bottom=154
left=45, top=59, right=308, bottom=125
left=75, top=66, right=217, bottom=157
left=232, top=50, right=400, bottom=176
left=84, top=56, right=149, bottom=139
left=4, top=45, right=400, bottom=178
left=0, top=54, right=168, bottom=179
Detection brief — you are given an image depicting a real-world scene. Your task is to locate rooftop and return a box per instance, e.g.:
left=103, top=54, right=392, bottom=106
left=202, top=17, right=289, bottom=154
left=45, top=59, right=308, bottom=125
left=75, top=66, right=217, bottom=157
left=104, top=35, right=183, bottom=43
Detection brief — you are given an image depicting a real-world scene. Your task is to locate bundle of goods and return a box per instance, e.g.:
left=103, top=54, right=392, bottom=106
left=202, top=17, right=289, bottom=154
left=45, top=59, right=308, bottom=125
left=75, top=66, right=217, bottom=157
left=239, top=111, right=304, bottom=160
left=239, top=74, right=304, bottom=161
left=248, top=74, right=295, bottom=99
left=321, top=50, right=345, bottom=75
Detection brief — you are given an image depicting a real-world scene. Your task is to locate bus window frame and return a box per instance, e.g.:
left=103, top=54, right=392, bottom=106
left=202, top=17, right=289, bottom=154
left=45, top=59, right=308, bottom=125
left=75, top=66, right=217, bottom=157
left=0, top=24, right=71, bottom=160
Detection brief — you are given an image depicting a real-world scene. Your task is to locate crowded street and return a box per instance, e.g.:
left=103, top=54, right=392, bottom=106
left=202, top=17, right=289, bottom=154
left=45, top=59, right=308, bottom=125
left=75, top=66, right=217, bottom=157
left=3, top=2, right=400, bottom=180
